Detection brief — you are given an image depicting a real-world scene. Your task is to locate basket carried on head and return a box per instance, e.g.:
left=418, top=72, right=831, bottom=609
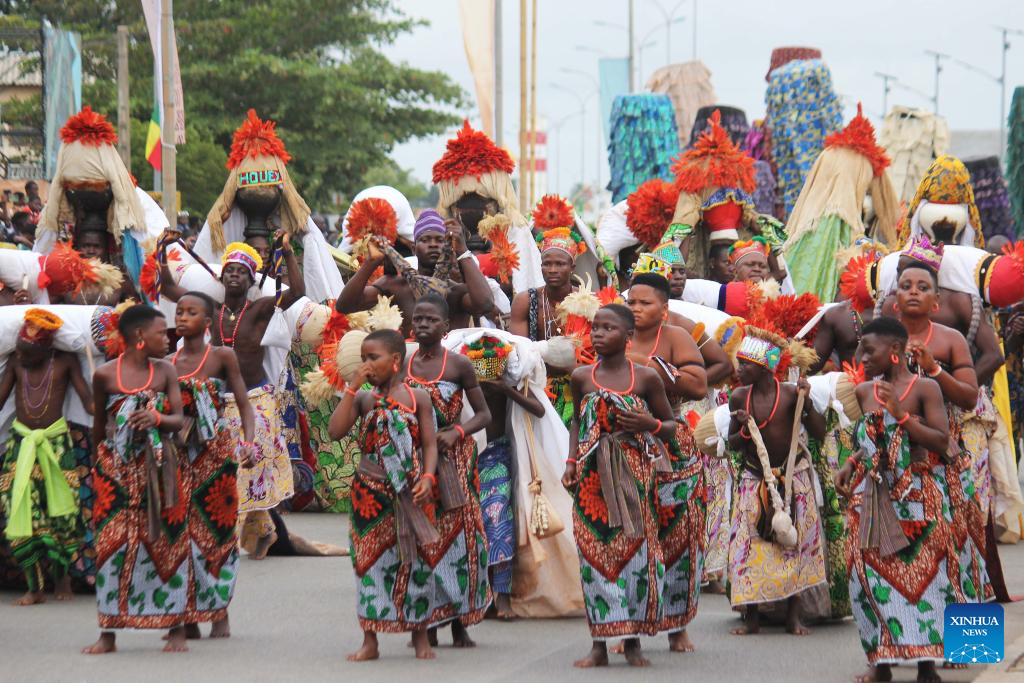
left=460, top=334, right=513, bottom=381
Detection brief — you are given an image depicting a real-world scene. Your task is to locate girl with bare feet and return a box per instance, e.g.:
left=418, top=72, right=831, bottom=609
left=169, top=292, right=257, bottom=640
left=405, top=296, right=493, bottom=647
left=81, top=305, right=187, bottom=654
left=0, top=309, right=92, bottom=606
left=561, top=304, right=678, bottom=668
left=627, top=272, right=709, bottom=654
left=328, top=330, right=440, bottom=661
left=725, top=320, right=826, bottom=638
left=835, top=317, right=956, bottom=683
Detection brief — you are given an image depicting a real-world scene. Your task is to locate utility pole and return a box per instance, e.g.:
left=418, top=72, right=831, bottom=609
left=692, top=0, right=697, bottom=60
left=874, top=72, right=896, bottom=117
left=494, top=0, right=503, bottom=148
left=925, top=50, right=947, bottom=114
left=529, top=0, right=537, bottom=207
left=995, top=26, right=1024, bottom=157
left=160, top=0, right=176, bottom=224
left=116, top=25, right=130, bottom=169
left=628, top=0, right=635, bottom=92
left=518, top=0, right=527, bottom=214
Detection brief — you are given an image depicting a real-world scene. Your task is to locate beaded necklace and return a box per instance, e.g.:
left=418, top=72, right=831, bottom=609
left=739, top=378, right=781, bottom=439
left=116, top=354, right=155, bottom=395
left=172, top=343, right=213, bottom=381
left=218, top=301, right=250, bottom=347
left=590, top=359, right=636, bottom=395
left=406, top=348, right=448, bottom=384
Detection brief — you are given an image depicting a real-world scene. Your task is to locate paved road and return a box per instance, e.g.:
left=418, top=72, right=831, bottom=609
left=3, top=513, right=1023, bottom=682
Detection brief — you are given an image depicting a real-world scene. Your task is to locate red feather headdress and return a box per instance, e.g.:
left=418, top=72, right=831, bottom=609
left=226, top=109, right=291, bottom=170
left=838, top=252, right=881, bottom=312
left=824, top=103, right=890, bottom=177
left=671, top=109, right=756, bottom=195
left=60, top=106, right=117, bottom=146
left=431, top=120, right=515, bottom=184
left=626, top=178, right=678, bottom=249
left=532, top=194, right=575, bottom=229
left=346, top=197, right=398, bottom=245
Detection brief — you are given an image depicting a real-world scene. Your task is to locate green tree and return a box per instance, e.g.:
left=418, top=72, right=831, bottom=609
left=3, top=0, right=465, bottom=210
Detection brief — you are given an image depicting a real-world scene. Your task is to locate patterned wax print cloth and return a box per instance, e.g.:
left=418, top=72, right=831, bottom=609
left=478, top=437, right=515, bottom=594
left=92, top=392, right=191, bottom=629
left=728, top=463, right=827, bottom=607
left=227, top=385, right=294, bottom=513
left=571, top=389, right=666, bottom=639
left=177, top=377, right=239, bottom=622
left=405, top=376, right=491, bottom=626
left=847, top=410, right=961, bottom=665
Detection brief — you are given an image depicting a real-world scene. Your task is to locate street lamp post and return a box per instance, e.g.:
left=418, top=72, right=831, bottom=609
left=874, top=72, right=896, bottom=116
left=561, top=67, right=603, bottom=195
left=645, top=0, right=686, bottom=63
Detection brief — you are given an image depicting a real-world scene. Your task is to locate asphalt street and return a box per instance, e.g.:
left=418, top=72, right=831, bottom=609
left=3, top=513, right=1023, bottom=682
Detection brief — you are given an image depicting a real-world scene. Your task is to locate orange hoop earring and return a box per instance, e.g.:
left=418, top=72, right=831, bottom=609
left=890, top=353, right=900, bottom=364
left=136, top=339, right=145, bottom=350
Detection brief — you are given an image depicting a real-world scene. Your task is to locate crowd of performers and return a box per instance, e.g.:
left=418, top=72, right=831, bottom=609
left=3, top=95, right=1024, bottom=682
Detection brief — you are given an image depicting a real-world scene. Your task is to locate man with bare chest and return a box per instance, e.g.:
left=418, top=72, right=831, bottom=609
left=726, top=325, right=826, bottom=637
left=0, top=309, right=92, bottom=606
left=336, top=210, right=494, bottom=336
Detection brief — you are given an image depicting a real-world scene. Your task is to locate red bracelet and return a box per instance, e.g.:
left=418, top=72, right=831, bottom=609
left=344, top=386, right=358, bottom=397
left=150, top=409, right=162, bottom=427
left=566, top=458, right=578, bottom=466
left=454, top=425, right=466, bottom=439
left=653, top=419, right=663, bottom=434
left=421, top=472, right=437, bottom=486
left=895, top=413, right=910, bottom=425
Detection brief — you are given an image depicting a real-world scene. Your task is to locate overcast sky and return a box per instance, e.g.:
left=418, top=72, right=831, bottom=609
left=384, top=0, right=1024, bottom=197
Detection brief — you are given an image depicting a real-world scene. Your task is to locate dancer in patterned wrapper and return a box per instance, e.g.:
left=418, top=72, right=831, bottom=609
left=726, top=324, right=827, bottom=637
left=158, top=234, right=304, bottom=560
left=82, top=305, right=186, bottom=654
left=562, top=303, right=679, bottom=668
left=887, top=254, right=987, bottom=611
left=835, top=317, right=958, bottom=683
left=625, top=272, right=708, bottom=653
left=0, top=309, right=92, bottom=605
left=327, top=329, right=439, bottom=662
left=405, top=296, right=492, bottom=648
left=169, top=291, right=257, bottom=640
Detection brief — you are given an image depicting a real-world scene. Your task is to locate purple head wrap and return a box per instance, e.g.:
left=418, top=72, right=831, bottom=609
left=414, top=210, right=447, bottom=240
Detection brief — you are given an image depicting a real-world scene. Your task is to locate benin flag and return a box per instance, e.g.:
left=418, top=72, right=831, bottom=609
left=145, top=105, right=162, bottom=171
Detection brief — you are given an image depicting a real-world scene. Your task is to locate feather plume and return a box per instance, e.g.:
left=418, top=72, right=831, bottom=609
left=226, top=109, right=291, bottom=170
left=346, top=197, right=398, bottom=245
left=824, top=103, right=890, bottom=177
left=300, top=369, right=340, bottom=406
left=366, top=295, right=403, bottom=331
left=532, top=194, right=575, bottom=229
left=90, top=261, right=123, bottom=297
left=477, top=213, right=511, bottom=240
left=490, top=230, right=520, bottom=284
left=714, top=316, right=746, bottom=356
left=60, top=106, right=117, bottom=146
left=690, top=321, right=706, bottom=342
left=626, top=179, right=678, bottom=249
left=838, top=253, right=879, bottom=313
left=671, top=109, right=756, bottom=194
left=842, top=359, right=866, bottom=385
left=139, top=251, right=161, bottom=301
left=432, top=120, right=515, bottom=183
